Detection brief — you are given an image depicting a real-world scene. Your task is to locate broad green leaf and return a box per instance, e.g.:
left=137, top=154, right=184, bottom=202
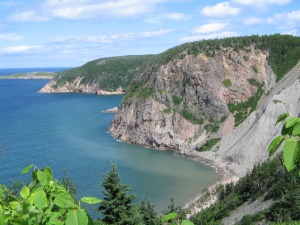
left=81, top=197, right=102, bottom=204
left=65, top=208, right=88, bottom=225
left=46, top=212, right=64, bottom=225
left=21, top=164, right=33, bottom=174
left=283, top=138, right=300, bottom=172
left=43, top=167, right=53, bottom=182
left=28, top=187, right=48, bottom=213
left=9, top=201, right=20, bottom=210
left=281, top=125, right=292, bottom=136
left=276, top=113, right=289, bottom=124
left=0, top=204, right=3, bottom=213
left=182, top=219, right=195, bottom=225
left=37, top=170, right=48, bottom=187
left=268, top=136, right=285, bottom=156
left=162, top=212, right=177, bottom=222
left=10, top=218, right=27, bottom=225
left=292, top=122, right=300, bottom=136
left=285, top=117, right=300, bottom=128
left=0, top=215, right=10, bottom=225
left=53, top=192, right=77, bottom=209
left=0, top=185, right=4, bottom=196
left=20, top=186, right=30, bottom=199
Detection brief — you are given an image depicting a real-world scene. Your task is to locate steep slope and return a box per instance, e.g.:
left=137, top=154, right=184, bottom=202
left=39, top=55, right=153, bottom=94
left=197, top=62, right=300, bottom=177
left=110, top=35, right=300, bottom=160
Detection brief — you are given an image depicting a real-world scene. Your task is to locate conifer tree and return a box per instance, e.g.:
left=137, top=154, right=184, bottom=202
left=99, top=164, right=142, bottom=225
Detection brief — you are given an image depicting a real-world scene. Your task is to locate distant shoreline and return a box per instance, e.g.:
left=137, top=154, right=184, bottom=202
left=0, top=72, right=57, bottom=80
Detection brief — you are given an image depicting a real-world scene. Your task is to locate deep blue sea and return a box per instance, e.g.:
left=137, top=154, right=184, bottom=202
left=0, top=70, right=220, bottom=218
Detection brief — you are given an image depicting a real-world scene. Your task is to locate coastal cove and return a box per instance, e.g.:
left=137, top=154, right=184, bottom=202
left=0, top=78, right=221, bottom=218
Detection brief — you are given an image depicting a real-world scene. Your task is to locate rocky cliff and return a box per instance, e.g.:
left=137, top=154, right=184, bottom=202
left=197, top=62, right=300, bottom=177
left=110, top=35, right=300, bottom=178
left=110, top=46, right=273, bottom=155
left=39, top=77, right=124, bottom=94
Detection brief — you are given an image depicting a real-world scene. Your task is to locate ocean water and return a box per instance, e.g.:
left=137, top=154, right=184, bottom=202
left=0, top=77, right=220, bottom=218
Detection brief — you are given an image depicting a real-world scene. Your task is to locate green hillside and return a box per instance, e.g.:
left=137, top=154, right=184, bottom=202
left=53, top=55, right=154, bottom=91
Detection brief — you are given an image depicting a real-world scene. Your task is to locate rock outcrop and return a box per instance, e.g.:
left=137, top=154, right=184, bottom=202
left=197, top=63, right=300, bottom=177
left=110, top=47, right=274, bottom=155
left=39, top=77, right=124, bottom=95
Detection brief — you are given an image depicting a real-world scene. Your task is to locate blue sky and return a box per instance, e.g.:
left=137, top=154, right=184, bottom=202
left=0, top=0, right=299, bottom=68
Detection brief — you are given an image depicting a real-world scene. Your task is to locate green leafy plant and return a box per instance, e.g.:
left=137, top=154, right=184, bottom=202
left=268, top=113, right=300, bottom=175
left=172, top=95, right=182, bottom=105
left=162, top=212, right=194, bottom=225
left=222, top=79, right=232, bottom=87
left=0, top=164, right=101, bottom=225
left=196, top=138, right=221, bottom=152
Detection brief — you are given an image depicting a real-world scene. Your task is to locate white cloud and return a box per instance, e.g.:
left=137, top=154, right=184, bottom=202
left=243, top=17, right=264, bottom=25
left=0, top=33, right=24, bottom=41
left=282, top=29, right=298, bottom=36
left=54, top=29, right=172, bottom=44
left=0, top=45, right=45, bottom=54
left=201, top=2, right=240, bottom=17
left=233, top=0, right=291, bottom=7
left=42, top=0, right=189, bottom=20
left=192, top=23, right=227, bottom=34
left=179, top=31, right=239, bottom=43
left=244, top=10, right=300, bottom=27
left=7, top=10, right=49, bottom=22
left=141, top=29, right=173, bottom=37
left=146, top=13, right=191, bottom=23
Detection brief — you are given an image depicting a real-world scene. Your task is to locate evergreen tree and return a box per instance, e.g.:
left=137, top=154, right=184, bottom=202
left=99, top=164, right=142, bottom=225
left=140, top=200, right=161, bottom=225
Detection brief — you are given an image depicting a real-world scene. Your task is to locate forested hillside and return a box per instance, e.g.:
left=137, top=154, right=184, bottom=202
left=51, top=55, right=154, bottom=91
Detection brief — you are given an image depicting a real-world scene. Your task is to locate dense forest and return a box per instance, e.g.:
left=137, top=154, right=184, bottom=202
left=53, top=55, right=154, bottom=91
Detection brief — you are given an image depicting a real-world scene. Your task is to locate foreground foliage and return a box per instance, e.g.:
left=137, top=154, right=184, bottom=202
left=0, top=164, right=101, bottom=225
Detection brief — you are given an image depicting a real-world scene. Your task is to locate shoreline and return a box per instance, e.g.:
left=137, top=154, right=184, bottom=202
left=183, top=153, right=240, bottom=216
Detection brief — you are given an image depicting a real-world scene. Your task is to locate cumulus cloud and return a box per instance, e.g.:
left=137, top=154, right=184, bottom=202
left=0, top=33, right=24, bottom=41
left=146, top=13, right=191, bottom=23
left=54, top=29, right=172, bottom=44
left=141, top=29, right=173, bottom=37
left=180, top=31, right=239, bottom=43
left=42, top=0, right=189, bottom=20
left=0, top=45, right=45, bottom=54
left=201, top=2, right=240, bottom=17
left=7, top=10, right=49, bottom=22
left=244, top=10, right=300, bottom=28
left=233, top=0, right=291, bottom=7
left=243, top=17, right=264, bottom=25
left=192, top=23, right=227, bottom=34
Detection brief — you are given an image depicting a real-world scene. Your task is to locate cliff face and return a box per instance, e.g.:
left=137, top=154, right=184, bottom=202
left=198, top=62, right=300, bottom=177
left=39, top=77, right=124, bottom=94
left=110, top=47, right=274, bottom=154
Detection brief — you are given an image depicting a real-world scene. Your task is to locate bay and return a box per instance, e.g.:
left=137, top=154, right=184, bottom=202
left=0, top=77, right=220, bottom=218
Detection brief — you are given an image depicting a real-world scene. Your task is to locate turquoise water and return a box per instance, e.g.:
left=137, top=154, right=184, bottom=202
left=0, top=79, right=220, bottom=218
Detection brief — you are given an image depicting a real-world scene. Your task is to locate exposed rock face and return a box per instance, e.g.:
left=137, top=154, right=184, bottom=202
left=197, top=63, right=300, bottom=177
left=39, top=77, right=124, bottom=95
left=110, top=47, right=274, bottom=154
